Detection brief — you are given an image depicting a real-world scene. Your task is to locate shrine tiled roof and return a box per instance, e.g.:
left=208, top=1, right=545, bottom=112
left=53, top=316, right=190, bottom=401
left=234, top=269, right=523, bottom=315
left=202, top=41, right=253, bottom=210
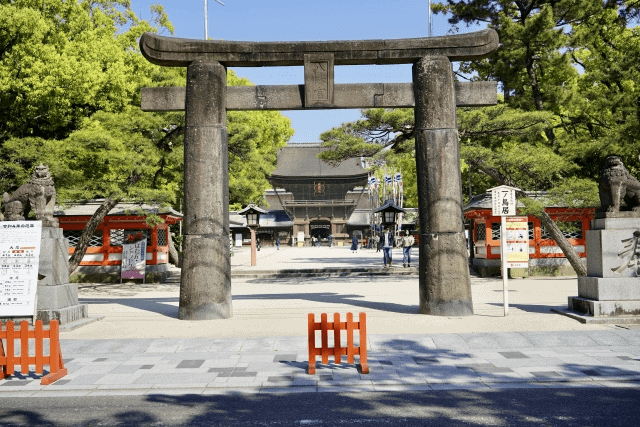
left=270, top=144, right=368, bottom=179
left=54, top=199, right=182, bottom=217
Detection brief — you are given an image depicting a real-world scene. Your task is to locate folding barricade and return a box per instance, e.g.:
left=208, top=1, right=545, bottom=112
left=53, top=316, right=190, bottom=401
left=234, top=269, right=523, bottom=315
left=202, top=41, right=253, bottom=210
left=307, top=312, right=368, bottom=374
left=0, top=320, right=67, bottom=385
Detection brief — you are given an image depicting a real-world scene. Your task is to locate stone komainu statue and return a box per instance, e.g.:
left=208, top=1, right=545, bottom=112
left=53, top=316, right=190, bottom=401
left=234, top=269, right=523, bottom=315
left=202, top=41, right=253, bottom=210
left=2, top=164, right=59, bottom=227
left=599, top=155, right=640, bottom=214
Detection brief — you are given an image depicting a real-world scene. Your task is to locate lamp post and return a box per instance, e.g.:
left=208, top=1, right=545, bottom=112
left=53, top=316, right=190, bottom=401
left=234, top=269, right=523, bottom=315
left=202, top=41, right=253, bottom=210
left=374, top=199, right=406, bottom=232
left=238, top=204, right=267, bottom=267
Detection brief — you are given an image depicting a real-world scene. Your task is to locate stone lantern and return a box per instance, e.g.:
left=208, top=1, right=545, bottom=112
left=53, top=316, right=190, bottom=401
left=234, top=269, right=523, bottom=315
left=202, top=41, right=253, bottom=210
left=238, top=204, right=267, bottom=266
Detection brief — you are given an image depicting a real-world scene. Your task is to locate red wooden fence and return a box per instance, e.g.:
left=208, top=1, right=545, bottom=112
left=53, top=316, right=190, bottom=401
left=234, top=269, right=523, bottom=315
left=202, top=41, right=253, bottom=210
left=307, top=312, right=368, bottom=374
left=1, top=320, right=67, bottom=385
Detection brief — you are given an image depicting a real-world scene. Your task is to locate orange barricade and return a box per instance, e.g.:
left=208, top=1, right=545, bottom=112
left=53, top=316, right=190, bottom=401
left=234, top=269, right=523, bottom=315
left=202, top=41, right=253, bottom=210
left=0, top=320, right=67, bottom=385
left=307, top=312, right=368, bottom=375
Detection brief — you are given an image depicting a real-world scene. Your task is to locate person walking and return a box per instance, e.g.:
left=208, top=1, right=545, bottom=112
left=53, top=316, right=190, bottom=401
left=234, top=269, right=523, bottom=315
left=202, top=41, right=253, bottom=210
left=328, top=234, right=333, bottom=247
left=402, top=230, right=415, bottom=267
left=311, top=236, right=316, bottom=247
left=256, top=237, right=261, bottom=251
left=351, top=234, right=359, bottom=253
left=317, top=235, right=321, bottom=247
left=275, top=237, right=280, bottom=250
left=375, top=233, right=381, bottom=253
left=381, top=228, right=395, bottom=267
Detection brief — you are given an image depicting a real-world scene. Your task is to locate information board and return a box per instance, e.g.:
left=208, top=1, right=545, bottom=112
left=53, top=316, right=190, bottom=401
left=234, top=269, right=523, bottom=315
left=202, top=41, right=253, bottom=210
left=0, top=221, right=42, bottom=317
left=504, top=217, right=529, bottom=268
left=121, top=239, right=147, bottom=281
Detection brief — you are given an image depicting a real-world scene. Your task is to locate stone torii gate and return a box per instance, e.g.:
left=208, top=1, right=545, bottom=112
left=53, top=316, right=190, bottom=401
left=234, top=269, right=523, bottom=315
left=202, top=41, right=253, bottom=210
left=140, top=29, right=499, bottom=320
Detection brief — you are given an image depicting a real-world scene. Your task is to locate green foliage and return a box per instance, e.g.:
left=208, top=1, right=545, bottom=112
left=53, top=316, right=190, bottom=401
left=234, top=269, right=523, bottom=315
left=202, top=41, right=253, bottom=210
left=0, top=2, right=294, bottom=214
left=227, top=71, right=294, bottom=208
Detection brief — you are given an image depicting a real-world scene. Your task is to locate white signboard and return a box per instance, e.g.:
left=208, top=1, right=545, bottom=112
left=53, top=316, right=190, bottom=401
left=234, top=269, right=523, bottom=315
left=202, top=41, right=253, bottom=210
left=491, top=187, right=516, bottom=216
left=504, top=217, right=529, bottom=268
left=121, top=240, right=147, bottom=282
left=235, top=233, right=243, bottom=247
left=0, top=221, right=42, bottom=317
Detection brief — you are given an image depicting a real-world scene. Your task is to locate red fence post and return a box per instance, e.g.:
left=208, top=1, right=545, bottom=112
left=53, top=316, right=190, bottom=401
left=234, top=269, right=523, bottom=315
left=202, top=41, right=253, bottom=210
left=20, top=320, right=29, bottom=374
left=35, top=321, right=44, bottom=374
left=333, top=312, right=341, bottom=365
left=0, top=322, right=7, bottom=380
left=307, top=313, right=316, bottom=374
left=6, top=321, right=15, bottom=376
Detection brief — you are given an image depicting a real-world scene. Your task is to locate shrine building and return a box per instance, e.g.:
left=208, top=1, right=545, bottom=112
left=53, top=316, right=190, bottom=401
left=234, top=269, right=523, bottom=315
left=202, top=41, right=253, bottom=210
left=464, top=192, right=596, bottom=277
left=54, top=200, right=182, bottom=282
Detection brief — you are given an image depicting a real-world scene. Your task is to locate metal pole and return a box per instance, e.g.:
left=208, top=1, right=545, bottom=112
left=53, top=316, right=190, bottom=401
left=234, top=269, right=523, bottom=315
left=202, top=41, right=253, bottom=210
left=501, top=215, right=509, bottom=316
left=428, top=0, right=432, bottom=37
left=204, top=0, right=208, bottom=40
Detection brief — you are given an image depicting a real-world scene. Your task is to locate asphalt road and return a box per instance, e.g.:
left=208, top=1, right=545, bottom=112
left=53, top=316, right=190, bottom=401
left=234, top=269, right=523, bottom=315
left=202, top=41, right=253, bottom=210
left=2, top=386, right=640, bottom=426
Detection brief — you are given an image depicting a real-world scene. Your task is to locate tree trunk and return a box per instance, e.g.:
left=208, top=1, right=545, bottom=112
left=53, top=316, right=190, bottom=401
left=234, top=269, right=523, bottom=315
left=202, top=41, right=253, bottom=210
left=536, top=208, right=587, bottom=276
left=168, top=231, right=182, bottom=268
left=68, top=198, right=119, bottom=275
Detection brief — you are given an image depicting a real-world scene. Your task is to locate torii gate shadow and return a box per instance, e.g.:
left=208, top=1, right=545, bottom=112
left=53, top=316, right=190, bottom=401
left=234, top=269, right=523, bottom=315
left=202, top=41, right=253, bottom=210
left=79, top=291, right=418, bottom=319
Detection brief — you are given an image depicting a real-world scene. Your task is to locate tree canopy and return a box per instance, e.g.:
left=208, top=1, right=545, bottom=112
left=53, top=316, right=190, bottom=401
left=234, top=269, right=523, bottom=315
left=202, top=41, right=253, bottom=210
left=318, top=0, right=640, bottom=275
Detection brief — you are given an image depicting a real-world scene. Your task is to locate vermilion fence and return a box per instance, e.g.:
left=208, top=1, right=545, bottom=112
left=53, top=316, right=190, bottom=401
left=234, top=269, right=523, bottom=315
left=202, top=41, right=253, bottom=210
left=307, top=312, right=368, bottom=375
left=0, top=320, right=67, bottom=385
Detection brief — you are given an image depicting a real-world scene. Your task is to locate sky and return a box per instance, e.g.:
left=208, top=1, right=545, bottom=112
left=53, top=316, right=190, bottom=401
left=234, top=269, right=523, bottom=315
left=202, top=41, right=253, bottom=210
left=131, top=0, right=486, bottom=142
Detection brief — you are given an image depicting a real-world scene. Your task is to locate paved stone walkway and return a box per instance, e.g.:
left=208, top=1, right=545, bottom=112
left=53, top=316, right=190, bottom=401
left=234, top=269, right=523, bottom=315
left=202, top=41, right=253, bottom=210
left=2, top=245, right=640, bottom=396
left=2, top=330, right=640, bottom=396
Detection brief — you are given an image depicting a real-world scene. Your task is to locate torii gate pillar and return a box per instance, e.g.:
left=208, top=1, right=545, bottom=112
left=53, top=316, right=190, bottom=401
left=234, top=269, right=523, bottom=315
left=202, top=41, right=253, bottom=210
left=414, top=56, right=473, bottom=316
left=179, top=60, right=232, bottom=320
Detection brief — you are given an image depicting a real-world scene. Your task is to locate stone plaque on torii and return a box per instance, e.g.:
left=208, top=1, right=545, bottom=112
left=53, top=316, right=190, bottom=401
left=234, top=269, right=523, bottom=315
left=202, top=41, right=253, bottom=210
left=139, top=29, right=500, bottom=320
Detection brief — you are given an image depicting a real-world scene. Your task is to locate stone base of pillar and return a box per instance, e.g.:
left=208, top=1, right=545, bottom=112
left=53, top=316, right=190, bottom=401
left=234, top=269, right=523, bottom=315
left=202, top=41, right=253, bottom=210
left=419, top=232, right=473, bottom=316
left=179, top=234, right=232, bottom=320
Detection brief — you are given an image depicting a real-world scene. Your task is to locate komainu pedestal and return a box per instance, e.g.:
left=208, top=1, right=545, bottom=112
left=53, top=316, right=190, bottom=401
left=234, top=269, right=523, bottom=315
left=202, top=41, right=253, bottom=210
left=566, top=215, right=640, bottom=323
left=37, top=227, right=89, bottom=325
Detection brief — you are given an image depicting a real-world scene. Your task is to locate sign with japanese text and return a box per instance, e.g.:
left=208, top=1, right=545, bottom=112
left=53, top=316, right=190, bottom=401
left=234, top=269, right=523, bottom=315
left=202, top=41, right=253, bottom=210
left=504, top=217, right=529, bottom=268
left=0, top=221, right=42, bottom=317
left=491, top=187, right=516, bottom=216
left=121, top=239, right=147, bottom=280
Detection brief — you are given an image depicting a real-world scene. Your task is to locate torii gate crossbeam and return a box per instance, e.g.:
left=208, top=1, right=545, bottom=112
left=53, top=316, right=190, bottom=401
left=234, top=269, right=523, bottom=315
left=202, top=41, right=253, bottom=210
left=140, top=29, right=499, bottom=320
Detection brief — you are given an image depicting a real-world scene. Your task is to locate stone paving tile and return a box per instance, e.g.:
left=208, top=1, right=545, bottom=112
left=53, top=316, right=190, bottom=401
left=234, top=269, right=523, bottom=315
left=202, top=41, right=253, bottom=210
left=108, top=365, right=143, bottom=375
left=491, top=357, right=565, bottom=368
left=65, top=374, right=108, bottom=385
left=78, top=340, right=127, bottom=354
left=146, top=388, right=204, bottom=395
left=317, top=384, right=376, bottom=393
left=487, top=382, right=548, bottom=389
left=111, top=339, right=155, bottom=353
left=134, top=373, right=219, bottom=384
left=60, top=340, right=95, bottom=354
left=89, top=389, right=149, bottom=396
left=430, top=382, right=491, bottom=391
left=488, top=333, right=535, bottom=349
left=145, top=339, right=183, bottom=353
left=430, top=334, right=469, bottom=349
left=95, top=374, right=143, bottom=385
left=68, top=365, right=117, bottom=375
left=176, top=339, right=218, bottom=353
left=176, top=360, right=205, bottom=369
left=458, top=333, right=501, bottom=349
left=259, top=386, right=317, bottom=393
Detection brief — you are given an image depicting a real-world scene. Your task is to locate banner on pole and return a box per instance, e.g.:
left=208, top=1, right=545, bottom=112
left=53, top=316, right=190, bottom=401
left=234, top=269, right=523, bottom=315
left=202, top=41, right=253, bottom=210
left=121, top=239, right=147, bottom=280
left=0, top=221, right=42, bottom=317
